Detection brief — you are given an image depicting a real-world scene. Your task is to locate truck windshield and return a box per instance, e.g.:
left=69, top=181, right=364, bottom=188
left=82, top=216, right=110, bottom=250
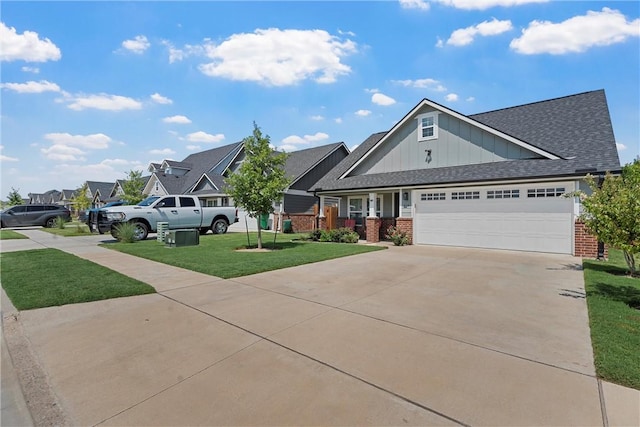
left=137, top=196, right=160, bottom=206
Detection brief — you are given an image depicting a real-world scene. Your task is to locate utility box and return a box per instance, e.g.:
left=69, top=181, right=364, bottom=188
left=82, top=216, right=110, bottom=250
left=157, top=222, right=169, bottom=243
left=165, top=229, right=199, bottom=247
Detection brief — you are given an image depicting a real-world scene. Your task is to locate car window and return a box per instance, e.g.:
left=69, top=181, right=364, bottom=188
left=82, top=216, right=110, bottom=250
left=179, top=197, right=196, bottom=207
left=8, top=206, right=26, bottom=213
left=27, top=206, right=44, bottom=212
left=156, top=197, right=176, bottom=208
left=45, top=206, right=60, bottom=211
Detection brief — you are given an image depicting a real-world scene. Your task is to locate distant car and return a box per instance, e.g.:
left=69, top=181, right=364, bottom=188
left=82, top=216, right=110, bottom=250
left=0, top=204, right=72, bottom=228
left=85, top=201, right=125, bottom=225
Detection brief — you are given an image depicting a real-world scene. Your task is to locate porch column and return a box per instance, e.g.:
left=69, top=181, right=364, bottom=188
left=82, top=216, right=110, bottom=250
left=368, top=192, right=377, bottom=217
left=366, top=192, right=380, bottom=243
left=318, top=195, right=325, bottom=217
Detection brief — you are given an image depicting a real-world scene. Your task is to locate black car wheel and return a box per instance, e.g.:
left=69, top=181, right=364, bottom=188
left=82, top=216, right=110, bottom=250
left=212, top=219, right=228, bottom=234
left=45, top=217, right=56, bottom=228
left=132, top=221, right=149, bottom=240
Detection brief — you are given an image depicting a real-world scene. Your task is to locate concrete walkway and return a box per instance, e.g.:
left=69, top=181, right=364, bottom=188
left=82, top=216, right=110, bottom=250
left=1, top=229, right=638, bottom=426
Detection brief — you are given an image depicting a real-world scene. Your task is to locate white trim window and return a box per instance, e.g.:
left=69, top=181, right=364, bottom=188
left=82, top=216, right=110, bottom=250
left=348, top=197, right=364, bottom=226
left=418, top=112, right=439, bottom=141
left=366, top=196, right=381, bottom=217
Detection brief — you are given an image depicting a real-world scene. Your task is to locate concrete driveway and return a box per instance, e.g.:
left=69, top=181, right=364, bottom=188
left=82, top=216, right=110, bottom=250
left=3, top=236, right=619, bottom=426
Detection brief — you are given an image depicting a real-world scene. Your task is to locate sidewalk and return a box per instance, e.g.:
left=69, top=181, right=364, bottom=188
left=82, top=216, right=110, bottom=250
left=2, top=229, right=639, bottom=426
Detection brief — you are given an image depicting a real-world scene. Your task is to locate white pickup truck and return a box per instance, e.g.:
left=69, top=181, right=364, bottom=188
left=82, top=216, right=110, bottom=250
left=90, top=195, right=237, bottom=240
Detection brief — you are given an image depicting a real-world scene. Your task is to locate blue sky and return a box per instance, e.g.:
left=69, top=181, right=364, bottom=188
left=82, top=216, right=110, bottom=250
left=1, top=0, right=639, bottom=199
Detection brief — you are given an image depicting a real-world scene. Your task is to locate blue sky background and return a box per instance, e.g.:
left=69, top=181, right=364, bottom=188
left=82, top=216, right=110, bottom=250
left=1, top=0, right=639, bottom=199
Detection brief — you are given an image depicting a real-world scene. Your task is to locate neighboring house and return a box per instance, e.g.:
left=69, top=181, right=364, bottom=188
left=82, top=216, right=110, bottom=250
left=273, top=142, right=350, bottom=231
left=59, top=189, right=78, bottom=213
left=28, top=190, right=60, bottom=204
left=311, top=90, right=621, bottom=257
left=86, top=181, right=116, bottom=208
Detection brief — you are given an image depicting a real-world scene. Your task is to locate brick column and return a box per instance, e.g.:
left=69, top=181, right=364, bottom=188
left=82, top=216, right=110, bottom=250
left=318, top=216, right=327, bottom=231
left=574, top=221, right=607, bottom=258
left=365, top=217, right=381, bottom=243
left=395, top=217, right=413, bottom=245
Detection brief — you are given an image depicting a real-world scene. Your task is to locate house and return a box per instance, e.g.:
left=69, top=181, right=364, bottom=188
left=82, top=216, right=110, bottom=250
left=311, top=90, right=621, bottom=257
left=273, top=142, right=350, bottom=231
left=86, top=181, right=116, bottom=208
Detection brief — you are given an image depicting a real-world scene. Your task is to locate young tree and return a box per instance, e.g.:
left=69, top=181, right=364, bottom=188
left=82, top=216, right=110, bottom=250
left=225, top=123, right=290, bottom=249
left=121, top=169, right=146, bottom=204
left=577, top=160, right=640, bottom=276
left=73, top=183, right=92, bottom=213
left=7, top=187, right=23, bottom=206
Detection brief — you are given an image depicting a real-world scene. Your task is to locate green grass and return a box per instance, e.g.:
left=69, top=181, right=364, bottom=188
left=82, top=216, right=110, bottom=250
left=0, top=230, right=28, bottom=240
left=0, top=249, right=155, bottom=310
left=583, top=249, right=640, bottom=390
left=104, top=232, right=386, bottom=279
left=40, top=222, right=92, bottom=237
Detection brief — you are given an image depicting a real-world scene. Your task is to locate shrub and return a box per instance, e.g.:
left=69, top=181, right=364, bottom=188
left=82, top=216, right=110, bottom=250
left=75, top=224, right=90, bottom=234
left=113, top=222, right=137, bottom=243
left=386, top=225, right=409, bottom=246
left=307, top=229, right=323, bottom=241
left=54, top=216, right=68, bottom=229
left=311, top=227, right=359, bottom=243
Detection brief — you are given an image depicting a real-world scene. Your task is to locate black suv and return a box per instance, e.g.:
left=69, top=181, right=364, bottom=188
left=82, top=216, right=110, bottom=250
left=0, top=204, right=72, bottom=228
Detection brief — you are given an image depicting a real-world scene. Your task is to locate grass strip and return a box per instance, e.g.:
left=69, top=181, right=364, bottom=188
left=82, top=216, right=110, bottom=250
left=583, top=250, right=640, bottom=390
left=0, top=230, right=28, bottom=240
left=105, top=232, right=386, bottom=279
left=1, top=248, right=155, bottom=310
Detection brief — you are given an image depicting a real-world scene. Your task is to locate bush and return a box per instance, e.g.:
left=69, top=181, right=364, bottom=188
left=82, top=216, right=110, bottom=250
left=54, top=216, right=68, bottom=229
left=75, top=224, right=90, bottom=234
left=385, top=225, right=409, bottom=246
left=113, top=222, right=137, bottom=243
left=309, top=227, right=359, bottom=243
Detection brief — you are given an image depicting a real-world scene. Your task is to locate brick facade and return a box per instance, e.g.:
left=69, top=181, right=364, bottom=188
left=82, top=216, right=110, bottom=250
left=395, top=217, right=413, bottom=245
left=365, top=217, right=381, bottom=243
left=574, top=221, right=607, bottom=258
left=274, top=213, right=316, bottom=232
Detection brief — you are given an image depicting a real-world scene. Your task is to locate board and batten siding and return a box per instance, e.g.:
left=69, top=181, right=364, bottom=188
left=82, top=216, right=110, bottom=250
left=291, top=147, right=348, bottom=191
left=352, top=108, right=543, bottom=176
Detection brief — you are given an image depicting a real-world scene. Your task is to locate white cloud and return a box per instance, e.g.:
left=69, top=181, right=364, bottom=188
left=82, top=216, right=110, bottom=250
left=282, top=132, right=329, bottom=145
left=101, top=158, right=131, bottom=167
left=435, top=38, right=444, bottom=48
left=334, top=118, right=343, bottom=124
left=66, top=93, right=142, bottom=111
left=372, top=93, right=396, bottom=106
left=338, top=29, right=356, bottom=37
left=365, top=88, right=379, bottom=94
left=122, top=35, right=150, bottom=54
left=511, top=8, right=640, bottom=55
left=437, top=0, right=547, bottom=10
left=186, top=131, right=225, bottom=143
left=1, top=80, right=61, bottom=93
left=150, top=148, right=176, bottom=156
left=41, top=144, right=86, bottom=161
left=0, top=145, right=18, bottom=162
left=616, top=143, right=627, bottom=151
left=161, top=40, right=203, bottom=63
left=445, top=93, right=459, bottom=102
left=447, top=18, right=513, bottom=46
left=278, top=144, right=298, bottom=152
left=198, top=28, right=357, bottom=86
left=399, top=0, right=430, bottom=11
left=150, top=93, right=172, bottom=104
left=186, top=145, right=201, bottom=151
left=466, top=96, right=475, bottom=102
left=21, top=66, right=39, bottom=73
left=0, top=22, right=61, bottom=62
left=393, top=78, right=447, bottom=92
left=163, top=115, right=192, bottom=124
left=310, top=115, right=324, bottom=121
left=44, top=133, right=112, bottom=149
left=355, top=109, right=372, bottom=117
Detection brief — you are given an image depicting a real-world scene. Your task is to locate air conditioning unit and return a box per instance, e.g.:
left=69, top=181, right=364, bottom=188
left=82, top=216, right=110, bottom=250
left=165, top=229, right=199, bottom=247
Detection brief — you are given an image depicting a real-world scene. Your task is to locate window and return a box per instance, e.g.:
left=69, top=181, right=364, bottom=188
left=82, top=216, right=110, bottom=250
left=527, top=187, right=566, bottom=198
left=487, top=189, right=520, bottom=199
left=179, top=197, right=196, bottom=207
left=156, top=197, right=176, bottom=208
left=366, top=197, right=381, bottom=217
left=349, top=198, right=363, bottom=226
left=451, top=191, right=480, bottom=200
left=421, top=192, right=446, bottom=201
left=417, top=113, right=438, bottom=141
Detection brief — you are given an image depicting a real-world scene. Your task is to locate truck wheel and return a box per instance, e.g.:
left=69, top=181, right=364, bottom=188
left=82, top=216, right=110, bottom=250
left=45, top=217, right=56, bottom=228
left=132, top=221, right=149, bottom=240
left=212, top=219, right=228, bottom=234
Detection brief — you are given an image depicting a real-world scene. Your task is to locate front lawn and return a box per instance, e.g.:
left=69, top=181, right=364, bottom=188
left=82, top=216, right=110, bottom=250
left=104, top=232, right=386, bottom=278
left=40, top=222, right=92, bottom=237
left=0, top=230, right=28, bottom=240
left=0, top=249, right=155, bottom=310
left=583, top=249, right=640, bottom=390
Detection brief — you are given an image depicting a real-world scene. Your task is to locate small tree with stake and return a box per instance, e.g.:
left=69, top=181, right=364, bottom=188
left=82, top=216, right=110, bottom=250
left=574, top=160, right=640, bottom=277
left=226, top=122, right=289, bottom=249
left=225, top=123, right=290, bottom=249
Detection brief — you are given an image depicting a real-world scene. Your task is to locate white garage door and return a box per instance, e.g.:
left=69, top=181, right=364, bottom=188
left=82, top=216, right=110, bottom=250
left=229, top=208, right=259, bottom=232
left=414, top=185, right=573, bottom=254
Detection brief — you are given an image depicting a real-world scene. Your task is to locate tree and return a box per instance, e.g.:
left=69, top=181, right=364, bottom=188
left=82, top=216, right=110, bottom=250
left=121, top=169, right=146, bottom=204
left=7, top=187, right=23, bottom=206
left=225, top=123, right=290, bottom=249
left=576, top=160, right=640, bottom=276
left=73, top=183, right=92, bottom=213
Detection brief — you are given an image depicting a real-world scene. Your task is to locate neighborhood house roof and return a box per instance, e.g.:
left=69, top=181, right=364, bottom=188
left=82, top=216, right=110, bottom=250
left=312, top=90, right=621, bottom=192
left=284, top=142, right=347, bottom=184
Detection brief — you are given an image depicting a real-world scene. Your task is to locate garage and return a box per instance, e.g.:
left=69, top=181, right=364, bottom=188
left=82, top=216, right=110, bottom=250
left=414, top=183, right=574, bottom=254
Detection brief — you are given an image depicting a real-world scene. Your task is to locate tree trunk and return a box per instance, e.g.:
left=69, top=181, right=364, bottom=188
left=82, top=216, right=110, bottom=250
left=623, top=250, right=638, bottom=277
left=256, top=217, right=262, bottom=249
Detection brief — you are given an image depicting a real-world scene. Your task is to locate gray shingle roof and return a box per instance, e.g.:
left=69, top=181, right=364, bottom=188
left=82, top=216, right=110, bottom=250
left=285, top=142, right=346, bottom=183
left=86, top=181, right=114, bottom=200
left=313, top=90, right=621, bottom=192
left=177, top=142, right=243, bottom=193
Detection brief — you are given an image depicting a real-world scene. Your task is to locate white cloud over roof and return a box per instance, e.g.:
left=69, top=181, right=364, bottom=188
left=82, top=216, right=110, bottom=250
left=0, top=22, right=61, bottom=62
left=163, top=115, right=192, bottom=124
left=1, top=80, right=61, bottom=93
left=186, top=131, right=225, bottom=143
left=511, top=7, right=640, bottom=55
left=437, top=0, right=547, bottom=10
left=150, top=93, right=172, bottom=104
left=399, top=0, right=430, bottom=11
left=197, top=28, right=357, bottom=86
left=372, top=93, right=396, bottom=106
left=447, top=18, right=513, bottom=46
left=66, top=93, right=143, bottom=111
left=392, top=78, right=447, bottom=92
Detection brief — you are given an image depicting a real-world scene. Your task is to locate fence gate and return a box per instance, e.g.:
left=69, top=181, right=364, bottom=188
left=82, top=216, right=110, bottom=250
left=323, top=206, right=338, bottom=230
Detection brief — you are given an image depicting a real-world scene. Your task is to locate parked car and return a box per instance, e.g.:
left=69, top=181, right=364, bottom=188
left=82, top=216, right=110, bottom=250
left=82, top=201, right=125, bottom=224
left=0, top=204, right=71, bottom=228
